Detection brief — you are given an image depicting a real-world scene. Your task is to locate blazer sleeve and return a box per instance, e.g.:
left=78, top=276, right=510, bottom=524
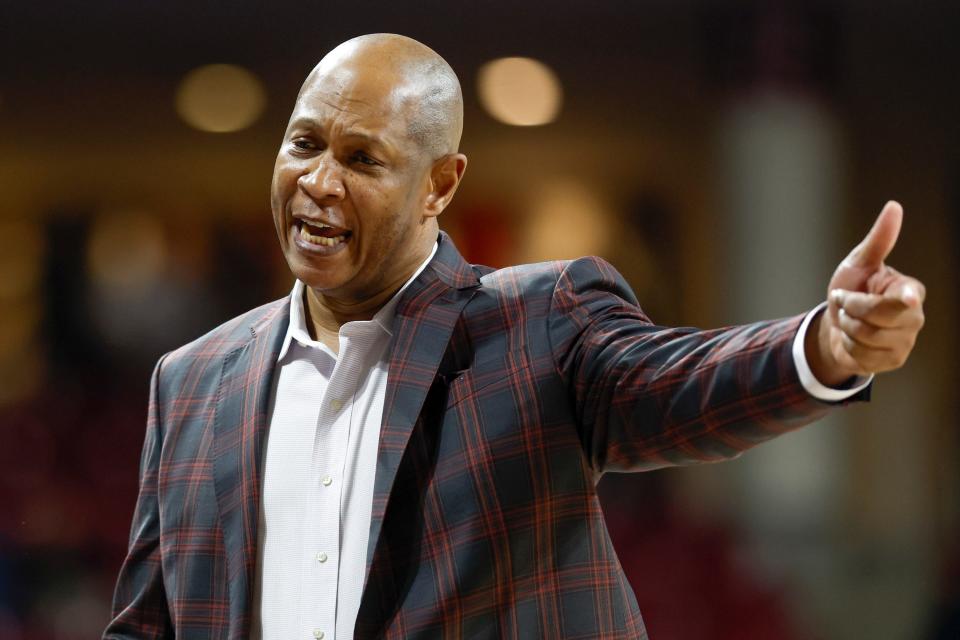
left=547, top=256, right=863, bottom=474
left=103, top=355, right=174, bottom=639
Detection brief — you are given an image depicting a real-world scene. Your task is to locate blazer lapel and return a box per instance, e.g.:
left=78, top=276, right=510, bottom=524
left=364, top=233, right=480, bottom=571
left=212, top=300, right=289, bottom=633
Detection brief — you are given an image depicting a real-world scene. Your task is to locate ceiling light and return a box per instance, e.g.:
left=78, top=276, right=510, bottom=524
left=175, top=64, right=266, bottom=133
left=477, top=57, right=562, bottom=126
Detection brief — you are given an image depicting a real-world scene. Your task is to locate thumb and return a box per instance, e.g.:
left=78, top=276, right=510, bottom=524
left=845, top=201, right=903, bottom=268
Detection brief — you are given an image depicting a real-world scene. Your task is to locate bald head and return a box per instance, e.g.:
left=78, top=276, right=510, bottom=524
left=300, top=34, right=463, bottom=160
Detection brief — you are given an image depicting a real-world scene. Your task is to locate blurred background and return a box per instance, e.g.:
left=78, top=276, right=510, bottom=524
left=1, top=1, right=957, bottom=638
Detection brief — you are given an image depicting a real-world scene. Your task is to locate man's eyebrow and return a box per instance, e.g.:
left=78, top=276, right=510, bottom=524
left=340, top=130, right=388, bottom=147
left=287, top=119, right=390, bottom=148
left=287, top=117, right=324, bottom=132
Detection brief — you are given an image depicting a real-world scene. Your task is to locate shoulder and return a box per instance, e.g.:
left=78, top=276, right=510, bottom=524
left=464, top=261, right=567, bottom=320
left=159, top=297, right=288, bottom=376
left=476, top=256, right=637, bottom=305
left=476, top=260, right=567, bottom=296
left=462, top=257, right=641, bottom=349
left=459, top=257, right=644, bottom=367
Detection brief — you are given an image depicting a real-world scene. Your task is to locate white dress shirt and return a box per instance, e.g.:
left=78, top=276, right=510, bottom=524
left=253, top=244, right=436, bottom=640
left=252, top=249, right=866, bottom=640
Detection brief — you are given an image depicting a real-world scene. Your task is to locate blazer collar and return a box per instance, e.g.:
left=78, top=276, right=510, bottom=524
left=359, top=231, right=480, bottom=624
left=415, top=230, right=481, bottom=293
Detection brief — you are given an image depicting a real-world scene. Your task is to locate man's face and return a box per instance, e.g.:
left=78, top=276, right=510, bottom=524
left=271, top=64, right=434, bottom=302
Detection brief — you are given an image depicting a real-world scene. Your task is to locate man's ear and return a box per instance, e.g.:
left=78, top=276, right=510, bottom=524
left=423, top=153, right=468, bottom=219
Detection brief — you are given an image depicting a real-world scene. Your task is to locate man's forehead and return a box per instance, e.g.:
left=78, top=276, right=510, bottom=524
left=296, top=65, right=409, bottom=118
left=287, top=77, right=417, bottom=152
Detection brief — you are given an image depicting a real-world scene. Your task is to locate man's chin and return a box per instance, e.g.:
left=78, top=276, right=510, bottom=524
left=287, top=258, right=352, bottom=293
left=297, top=276, right=348, bottom=296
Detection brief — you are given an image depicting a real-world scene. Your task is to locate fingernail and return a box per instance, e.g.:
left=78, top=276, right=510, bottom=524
left=830, top=289, right=843, bottom=304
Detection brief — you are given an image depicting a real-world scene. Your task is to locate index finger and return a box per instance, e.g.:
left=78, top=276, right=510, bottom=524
left=832, top=290, right=914, bottom=328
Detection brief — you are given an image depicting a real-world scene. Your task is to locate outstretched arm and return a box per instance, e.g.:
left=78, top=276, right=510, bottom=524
left=549, top=201, right=925, bottom=473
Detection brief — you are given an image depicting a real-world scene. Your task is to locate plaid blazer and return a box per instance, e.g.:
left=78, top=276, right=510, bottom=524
left=105, top=232, right=860, bottom=639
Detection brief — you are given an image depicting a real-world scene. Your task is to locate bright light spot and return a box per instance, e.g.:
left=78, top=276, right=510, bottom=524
left=523, top=180, right=612, bottom=261
left=478, top=57, right=562, bottom=126
left=175, top=64, right=266, bottom=133
left=87, top=211, right=168, bottom=292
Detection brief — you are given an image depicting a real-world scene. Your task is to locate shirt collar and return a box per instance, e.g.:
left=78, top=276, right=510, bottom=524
left=277, top=242, right=438, bottom=362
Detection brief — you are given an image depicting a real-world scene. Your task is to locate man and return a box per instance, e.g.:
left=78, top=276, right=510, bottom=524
left=104, top=34, right=926, bottom=639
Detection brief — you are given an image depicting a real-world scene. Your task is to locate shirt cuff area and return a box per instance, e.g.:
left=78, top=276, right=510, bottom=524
left=792, top=302, right=873, bottom=402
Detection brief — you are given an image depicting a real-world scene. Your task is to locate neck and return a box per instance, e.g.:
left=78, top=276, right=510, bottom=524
left=304, top=278, right=403, bottom=337
left=303, top=238, right=434, bottom=339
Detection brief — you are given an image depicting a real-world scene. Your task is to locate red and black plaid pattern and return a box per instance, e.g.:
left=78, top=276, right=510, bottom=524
left=106, top=232, right=863, bottom=639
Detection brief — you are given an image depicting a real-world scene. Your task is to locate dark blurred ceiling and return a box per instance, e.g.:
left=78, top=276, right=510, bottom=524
left=2, top=1, right=957, bottom=110
left=1, top=1, right=957, bottom=217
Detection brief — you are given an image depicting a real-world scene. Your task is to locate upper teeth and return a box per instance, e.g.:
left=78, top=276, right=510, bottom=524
left=299, top=223, right=346, bottom=247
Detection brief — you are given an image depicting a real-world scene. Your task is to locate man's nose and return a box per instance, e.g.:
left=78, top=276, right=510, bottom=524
left=297, top=154, right=345, bottom=201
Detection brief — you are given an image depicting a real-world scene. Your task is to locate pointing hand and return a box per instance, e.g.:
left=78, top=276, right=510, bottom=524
left=806, top=201, right=926, bottom=386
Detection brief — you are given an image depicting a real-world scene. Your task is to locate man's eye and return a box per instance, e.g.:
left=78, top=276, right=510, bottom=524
left=291, top=139, right=315, bottom=151
left=352, top=152, right=378, bottom=166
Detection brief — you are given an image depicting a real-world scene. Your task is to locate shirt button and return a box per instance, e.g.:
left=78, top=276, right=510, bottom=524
left=316, top=551, right=328, bottom=563
left=313, top=630, right=324, bottom=639
left=330, top=398, right=343, bottom=411
left=321, top=475, right=333, bottom=487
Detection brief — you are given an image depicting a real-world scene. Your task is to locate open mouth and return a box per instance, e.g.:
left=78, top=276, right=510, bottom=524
left=295, top=219, right=352, bottom=247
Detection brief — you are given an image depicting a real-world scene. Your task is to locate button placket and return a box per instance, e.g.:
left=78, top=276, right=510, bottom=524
left=302, top=325, right=380, bottom=640
left=306, top=334, right=358, bottom=640
left=302, top=348, right=350, bottom=640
